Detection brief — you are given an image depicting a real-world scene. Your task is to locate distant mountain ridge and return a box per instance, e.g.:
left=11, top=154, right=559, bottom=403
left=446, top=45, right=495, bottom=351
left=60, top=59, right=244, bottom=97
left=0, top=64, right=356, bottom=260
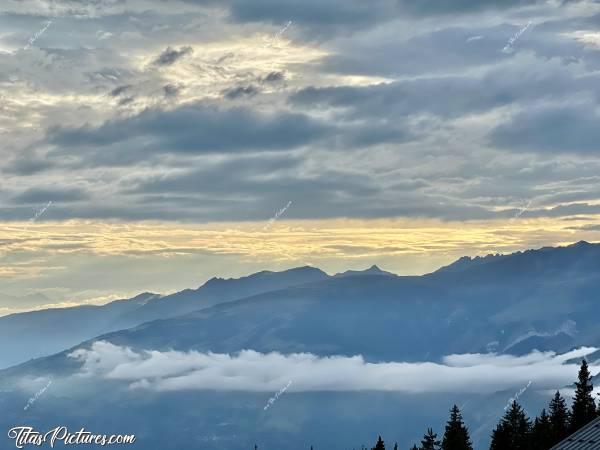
left=434, top=240, right=598, bottom=276
left=1, top=241, right=598, bottom=371
left=116, top=266, right=329, bottom=327
left=3, top=240, right=599, bottom=371
left=0, top=292, right=56, bottom=315
left=0, top=266, right=329, bottom=369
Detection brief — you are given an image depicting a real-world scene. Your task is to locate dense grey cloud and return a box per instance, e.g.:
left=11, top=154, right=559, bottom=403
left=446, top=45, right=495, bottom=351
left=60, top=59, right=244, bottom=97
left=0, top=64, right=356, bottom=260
left=153, top=46, right=193, bottom=66
left=490, top=104, right=600, bottom=155
left=108, top=85, right=131, bottom=97
left=183, top=0, right=545, bottom=29
left=48, top=103, right=333, bottom=159
left=222, top=85, right=260, bottom=99
left=260, top=71, right=285, bottom=83
left=290, top=65, right=599, bottom=120
left=315, top=22, right=555, bottom=78
left=127, top=170, right=384, bottom=221
left=1, top=0, right=600, bottom=225
left=186, top=0, right=395, bottom=27
left=397, top=0, right=545, bottom=15
left=4, top=155, right=55, bottom=176
left=117, top=96, right=135, bottom=106
left=12, top=187, right=89, bottom=204
left=163, top=84, right=182, bottom=98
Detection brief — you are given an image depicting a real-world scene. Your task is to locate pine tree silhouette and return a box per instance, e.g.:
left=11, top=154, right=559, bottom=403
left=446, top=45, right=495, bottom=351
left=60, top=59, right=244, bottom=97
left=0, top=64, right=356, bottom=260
left=531, top=409, right=553, bottom=450
left=441, top=405, right=473, bottom=450
left=570, top=359, right=597, bottom=433
left=373, top=435, right=386, bottom=450
left=490, top=401, right=531, bottom=450
left=420, top=428, right=441, bottom=450
left=548, top=390, right=570, bottom=445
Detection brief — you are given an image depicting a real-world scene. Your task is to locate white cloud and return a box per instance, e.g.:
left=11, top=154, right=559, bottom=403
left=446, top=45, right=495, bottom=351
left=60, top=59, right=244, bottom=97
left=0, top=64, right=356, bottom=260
left=564, top=30, right=600, bottom=48
left=68, top=341, right=600, bottom=394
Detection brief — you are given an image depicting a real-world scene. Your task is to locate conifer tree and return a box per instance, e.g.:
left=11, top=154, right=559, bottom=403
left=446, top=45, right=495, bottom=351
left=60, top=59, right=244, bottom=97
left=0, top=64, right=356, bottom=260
left=489, top=401, right=531, bottom=450
left=409, top=446, right=418, bottom=450
left=393, top=443, right=398, bottom=450
left=570, top=359, right=597, bottom=433
left=420, top=428, right=440, bottom=450
left=490, top=421, right=509, bottom=450
left=548, top=391, right=569, bottom=445
left=441, top=405, right=473, bottom=450
left=531, top=409, right=553, bottom=450
left=373, top=435, right=386, bottom=450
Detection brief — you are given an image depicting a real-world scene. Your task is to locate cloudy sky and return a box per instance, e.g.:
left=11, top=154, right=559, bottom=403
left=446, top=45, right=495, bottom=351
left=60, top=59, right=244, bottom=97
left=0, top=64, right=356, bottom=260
left=2, top=0, right=600, bottom=312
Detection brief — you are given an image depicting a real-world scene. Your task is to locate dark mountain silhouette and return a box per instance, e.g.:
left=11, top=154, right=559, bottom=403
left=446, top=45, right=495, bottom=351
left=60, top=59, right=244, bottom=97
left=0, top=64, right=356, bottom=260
left=334, top=265, right=396, bottom=278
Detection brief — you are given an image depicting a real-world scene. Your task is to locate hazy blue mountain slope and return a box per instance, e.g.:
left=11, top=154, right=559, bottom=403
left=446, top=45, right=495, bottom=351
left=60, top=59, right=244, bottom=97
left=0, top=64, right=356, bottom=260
left=0, top=292, right=157, bottom=369
left=0, top=267, right=328, bottom=369
left=65, top=242, right=600, bottom=362
left=112, top=266, right=329, bottom=328
left=0, top=374, right=552, bottom=450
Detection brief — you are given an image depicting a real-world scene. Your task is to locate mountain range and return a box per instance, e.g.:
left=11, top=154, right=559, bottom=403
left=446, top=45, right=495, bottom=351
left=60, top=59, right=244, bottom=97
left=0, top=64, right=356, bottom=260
left=0, top=241, right=599, bottom=449
left=0, top=266, right=328, bottom=369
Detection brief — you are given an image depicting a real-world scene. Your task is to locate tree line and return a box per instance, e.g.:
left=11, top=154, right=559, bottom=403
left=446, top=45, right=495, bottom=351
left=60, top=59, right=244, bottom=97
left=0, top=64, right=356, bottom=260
left=252, top=359, right=597, bottom=450
left=369, top=359, right=598, bottom=450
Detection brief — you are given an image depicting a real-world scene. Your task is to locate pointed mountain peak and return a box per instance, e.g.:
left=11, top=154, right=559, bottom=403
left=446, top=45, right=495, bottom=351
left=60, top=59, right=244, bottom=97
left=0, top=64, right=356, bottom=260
left=366, top=264, right=389, bottom=274
left=334, top=265, right=395, bottom=278
left=570, top=240, right=591, bottom=248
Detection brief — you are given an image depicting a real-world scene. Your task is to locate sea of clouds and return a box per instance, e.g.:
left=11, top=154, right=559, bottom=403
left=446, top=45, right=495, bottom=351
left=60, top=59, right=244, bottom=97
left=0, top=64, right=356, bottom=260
left=67, top=342, right=600, bottom=394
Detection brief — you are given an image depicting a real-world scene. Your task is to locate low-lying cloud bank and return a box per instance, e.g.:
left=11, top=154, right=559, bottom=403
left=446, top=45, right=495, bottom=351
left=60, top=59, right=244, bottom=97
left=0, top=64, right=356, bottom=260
left=68, top=342, right=600, bottom=394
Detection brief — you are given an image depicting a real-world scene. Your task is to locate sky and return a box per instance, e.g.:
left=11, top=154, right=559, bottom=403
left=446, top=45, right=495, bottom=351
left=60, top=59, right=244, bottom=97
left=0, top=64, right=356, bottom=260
left=2, top=0, right=600, bottom=313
